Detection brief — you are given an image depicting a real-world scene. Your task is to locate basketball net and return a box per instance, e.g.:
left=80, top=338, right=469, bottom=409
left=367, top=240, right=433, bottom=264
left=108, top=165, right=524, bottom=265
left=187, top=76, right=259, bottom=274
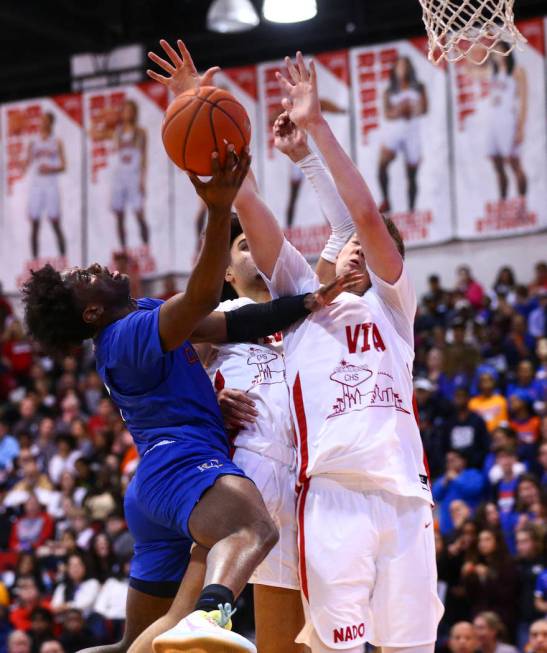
left=418, top=0, right=527, bottom=65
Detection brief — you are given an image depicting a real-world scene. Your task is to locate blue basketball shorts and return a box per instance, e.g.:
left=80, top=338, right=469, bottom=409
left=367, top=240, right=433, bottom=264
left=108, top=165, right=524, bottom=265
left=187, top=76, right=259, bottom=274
left=124, top=438, right=247, bottom=596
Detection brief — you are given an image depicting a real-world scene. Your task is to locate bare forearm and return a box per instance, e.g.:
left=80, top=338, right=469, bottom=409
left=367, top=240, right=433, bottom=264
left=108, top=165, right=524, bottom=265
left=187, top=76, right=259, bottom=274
left=185, top=207, right=231, bottom=308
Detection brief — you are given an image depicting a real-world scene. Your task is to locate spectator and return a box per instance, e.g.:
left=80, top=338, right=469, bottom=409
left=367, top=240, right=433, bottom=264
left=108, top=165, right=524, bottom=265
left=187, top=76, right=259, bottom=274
left=535, top=570, right=547, bottom=615
left=27, top=608, right=54, bottom=653
left=0, top=421, right=19, bottom=477
left=64, top=508, right=93, bottom=551
left=504, top=314, right=536, bottom=368
left=4, top=452, right=53, bottom=509
left=88, top=533, right=119, bottom=584
left=508, top=391, right=541, bottom=465
left=50, top=554, right=100, bottom=619
left=58, top=609, right=95, bottom=653
left=7, top=631, right=31, bottom=653
left=527, top=619, right=547, bottom=653
left=485, top=427, right=525, bottom=486
left=529, top=262, right=547, bottom=296
left=449, top=622, right=478, bottom=653
left=444, top=318, right=481, bottom=385
left=538, top=443, right=547, bottom=485
left=442, top=387, right=490, bottom=470
left=469, top=371, right=509, bottom=433
left=13, top=398, right=40, bottom=441
left=1, top=320, right=34, bottom=384
left=462, top=528, right=518, bottom=636
left=507, top=360, right=544, bottom=406
left=47, top=471, right=86, bottom=521
left=47, top=436, right=81, bottom=486
left=457, top=265, right=485, bottom=310
left=473, top=611, right=518, bottom=653
left=8, top=577, right=49, bottom=631
left=91, top=561, right=129, bottom=642
left=39, top=643, right=64, bottom=653
left=432, top=450, right=484, bottom=535
left=528, top=291, right=547, bottom=339
left=490, top=446, right=522, bottom=514
left=104, top=512, right=133, bottom=562
left=414, top=377, right=452, bottom=475
left=492, top=267, right=517, bottom=305
left=515, top=525, right=544, bottom=650
left=9, top=496, right=54, bottom=553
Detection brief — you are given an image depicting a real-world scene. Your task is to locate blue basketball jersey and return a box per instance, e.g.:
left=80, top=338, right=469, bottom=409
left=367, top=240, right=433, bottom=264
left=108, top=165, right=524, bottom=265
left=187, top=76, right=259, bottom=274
left=94, top=298, right=227, bottom=456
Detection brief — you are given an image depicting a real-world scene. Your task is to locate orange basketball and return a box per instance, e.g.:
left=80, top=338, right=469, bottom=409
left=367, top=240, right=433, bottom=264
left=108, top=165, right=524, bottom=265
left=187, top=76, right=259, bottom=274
left=161, top=86, right=251, bottom=176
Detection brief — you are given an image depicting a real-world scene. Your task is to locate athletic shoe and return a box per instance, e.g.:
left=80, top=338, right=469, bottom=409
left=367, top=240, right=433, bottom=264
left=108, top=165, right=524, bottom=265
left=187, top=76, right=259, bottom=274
left=153, top=603, right=256, bottom=653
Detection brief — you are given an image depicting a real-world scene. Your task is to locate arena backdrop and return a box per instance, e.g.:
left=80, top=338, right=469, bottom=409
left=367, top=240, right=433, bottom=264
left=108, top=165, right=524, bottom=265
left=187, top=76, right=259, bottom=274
left=172, top=66, right=260, bottom=273
left=0, top=95, right=83, bottom=292
left=349, top=37, right=453, bottom=247
left=257, top=50, right=352, bottom=258
left=83, top=82, right=171, bottom=278
left=450, top=18, right=547, bottom=239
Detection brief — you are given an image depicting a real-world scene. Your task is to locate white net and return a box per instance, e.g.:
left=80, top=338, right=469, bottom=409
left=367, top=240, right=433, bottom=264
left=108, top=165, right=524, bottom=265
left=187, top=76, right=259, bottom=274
left=418, top=0, right=527, bottom=65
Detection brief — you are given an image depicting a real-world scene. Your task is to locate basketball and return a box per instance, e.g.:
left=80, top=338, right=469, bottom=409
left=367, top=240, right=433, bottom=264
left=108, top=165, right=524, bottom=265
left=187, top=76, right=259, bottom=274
left=161, top=86, right=251, bottom=175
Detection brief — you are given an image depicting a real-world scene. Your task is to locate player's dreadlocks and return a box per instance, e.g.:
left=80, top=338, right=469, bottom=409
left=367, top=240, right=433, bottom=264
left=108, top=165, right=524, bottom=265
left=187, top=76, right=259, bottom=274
left=22, top=264, right=94, bottom=354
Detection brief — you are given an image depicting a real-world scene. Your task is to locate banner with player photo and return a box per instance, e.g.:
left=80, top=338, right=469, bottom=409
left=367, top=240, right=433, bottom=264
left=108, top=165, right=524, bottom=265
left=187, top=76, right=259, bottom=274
left=0, top=95, right=83, bottom=292
left=450, top=18, right=547, bottom=239
left=84, top=82, right=171, bottom=281
left=349, top=38, right=453, bottom=248
left=172, top=66, right=260, bottom=273
left=257, top=51, right=351, bottom=258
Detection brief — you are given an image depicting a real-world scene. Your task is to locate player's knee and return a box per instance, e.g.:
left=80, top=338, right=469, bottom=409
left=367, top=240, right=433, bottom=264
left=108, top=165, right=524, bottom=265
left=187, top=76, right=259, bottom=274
left=251, top=512, right=279, bottom=554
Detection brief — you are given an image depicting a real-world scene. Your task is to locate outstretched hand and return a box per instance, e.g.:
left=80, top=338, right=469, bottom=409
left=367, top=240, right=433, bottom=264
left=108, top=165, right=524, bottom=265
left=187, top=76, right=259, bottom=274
left=305, top=271, right=366, bottom=312
left=273, top=112, right=310, bottom=162
left=147, top=39, right=220, bottom=97
left=188, top=146, right=251, bottom=211
left=276, top=51, right=322, bottom=130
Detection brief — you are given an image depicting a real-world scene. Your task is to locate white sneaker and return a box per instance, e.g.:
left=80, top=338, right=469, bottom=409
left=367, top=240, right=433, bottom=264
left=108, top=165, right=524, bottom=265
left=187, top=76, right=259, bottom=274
left=153, top=605, right=256, bottom=653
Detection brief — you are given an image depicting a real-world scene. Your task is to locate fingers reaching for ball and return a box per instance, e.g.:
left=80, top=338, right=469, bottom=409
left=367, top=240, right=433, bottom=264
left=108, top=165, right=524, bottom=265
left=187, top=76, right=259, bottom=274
left=188, top=144, right=251, bottom=210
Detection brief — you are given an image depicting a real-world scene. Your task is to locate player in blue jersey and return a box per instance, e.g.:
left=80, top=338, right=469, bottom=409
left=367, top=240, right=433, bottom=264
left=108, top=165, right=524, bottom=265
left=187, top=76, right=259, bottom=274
left=22, top=137, right=360, bottom=653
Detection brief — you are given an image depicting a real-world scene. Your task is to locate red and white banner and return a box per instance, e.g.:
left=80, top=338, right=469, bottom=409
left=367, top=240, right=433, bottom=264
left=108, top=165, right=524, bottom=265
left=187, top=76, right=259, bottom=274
left=450, top=18, right=547, bottom=239
left=172, top=66, right=260, bottom=273
left=0, top=95, right=83, bottom=291
left=83, top=82, right=171, bottom=279
left=258, top=51, right=352, bottom=258
left=350, top=38, right=453, bottom=247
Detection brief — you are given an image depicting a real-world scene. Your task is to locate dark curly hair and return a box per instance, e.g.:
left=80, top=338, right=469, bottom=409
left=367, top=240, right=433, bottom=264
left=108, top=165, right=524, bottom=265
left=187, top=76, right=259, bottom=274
left=22, top=264, right=94, bottom=354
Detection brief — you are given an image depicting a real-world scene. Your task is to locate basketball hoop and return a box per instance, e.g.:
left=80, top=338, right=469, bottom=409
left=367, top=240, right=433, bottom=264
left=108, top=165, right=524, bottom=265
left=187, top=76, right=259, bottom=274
left=418, top=0, right=527, bottom=65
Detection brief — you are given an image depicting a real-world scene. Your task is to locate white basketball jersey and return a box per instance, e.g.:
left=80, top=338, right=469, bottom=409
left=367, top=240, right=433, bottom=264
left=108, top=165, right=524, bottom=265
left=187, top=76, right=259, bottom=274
left=389, top=87, right=421, bottom=110
left=31, top=136, right=61, bottom=180
left=208, top=297, right=295, bottom=465
left=115, top=127, right=142, bottom=174
left=490, top=70, right=517, bottom=116
left=264, top=239, right=431, bottom=503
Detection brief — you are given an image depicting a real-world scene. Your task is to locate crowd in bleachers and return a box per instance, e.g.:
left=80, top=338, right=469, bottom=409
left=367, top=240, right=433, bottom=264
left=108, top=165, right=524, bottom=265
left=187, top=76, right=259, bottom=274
left=0, top=260, right=545, bottom=653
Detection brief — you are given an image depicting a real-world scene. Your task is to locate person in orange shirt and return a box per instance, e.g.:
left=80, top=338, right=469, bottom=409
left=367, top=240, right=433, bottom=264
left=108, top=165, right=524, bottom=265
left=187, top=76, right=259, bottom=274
left=469, top=371, right=509, bottom=433
left=9, top=576, right=50, bottom=632
left=509, top=389, right=540, bottom=466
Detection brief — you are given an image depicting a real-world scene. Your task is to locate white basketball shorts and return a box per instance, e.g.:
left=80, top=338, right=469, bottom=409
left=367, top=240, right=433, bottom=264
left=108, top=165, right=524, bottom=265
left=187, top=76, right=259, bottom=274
left=296, top=476, right=444, bottom=649
left=111, top=171, right=143, bottom=213
left=381, top=119, right=422, bottom=166
left=233, top=447, right=299, bottom=590
left=486, top=112, right=519, bottom=158
left=28, top=180, right=61, bottom=220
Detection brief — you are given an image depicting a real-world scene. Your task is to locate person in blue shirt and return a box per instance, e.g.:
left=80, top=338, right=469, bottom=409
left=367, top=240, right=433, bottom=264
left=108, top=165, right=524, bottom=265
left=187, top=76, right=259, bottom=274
left=0, top=420, right=19, bottom=474
left=21, top=129, right=358, bottom=653
left=432, top=450, right=485, bottom=535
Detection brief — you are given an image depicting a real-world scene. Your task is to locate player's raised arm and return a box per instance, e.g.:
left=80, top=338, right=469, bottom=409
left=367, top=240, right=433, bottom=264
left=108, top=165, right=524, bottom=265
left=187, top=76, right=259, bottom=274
left=158, top=146, right=251, bottom=351
left=273, top=113, right=354, bottom=284
left=232, top=168, right=284, bottom=279
left=277, top=52, right=403, bottom=285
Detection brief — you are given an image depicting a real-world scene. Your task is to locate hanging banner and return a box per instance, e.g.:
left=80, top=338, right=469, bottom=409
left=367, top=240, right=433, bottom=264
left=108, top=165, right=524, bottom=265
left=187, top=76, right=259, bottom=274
left=0, top=95, right=83, bottom=291
left=84, top=82, right=171, bottom=277
left=172, top=66, right=260, bottom=273
left=350, top=38, right=453, bottom=247
left=451, top=18, right=547, bottom=239
left=258, top=51, right=351, bottom=258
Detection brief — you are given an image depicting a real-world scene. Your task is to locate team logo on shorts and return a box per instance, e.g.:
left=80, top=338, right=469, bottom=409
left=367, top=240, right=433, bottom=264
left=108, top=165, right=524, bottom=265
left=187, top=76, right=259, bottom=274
left=333, top=622, right=366, bottom=643
left=197, top=459, right=224, bottom=472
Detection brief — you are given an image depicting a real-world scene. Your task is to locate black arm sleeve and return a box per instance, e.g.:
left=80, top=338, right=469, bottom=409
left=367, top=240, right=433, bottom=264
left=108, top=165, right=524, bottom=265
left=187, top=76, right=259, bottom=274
left=225, top=294, right=311, bottom=343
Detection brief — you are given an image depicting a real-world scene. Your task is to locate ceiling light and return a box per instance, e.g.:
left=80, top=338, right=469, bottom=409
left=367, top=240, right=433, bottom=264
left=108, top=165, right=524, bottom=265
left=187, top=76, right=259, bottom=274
left=207, top=0, right=260, bottom=33
left=263, top=0, right=317, bottom=23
